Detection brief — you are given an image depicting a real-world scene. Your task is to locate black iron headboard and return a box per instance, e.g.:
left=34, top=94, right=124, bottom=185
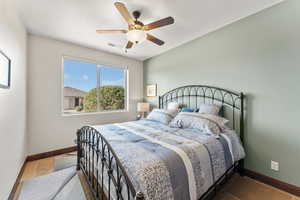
left=159, top=85, right=244, bottom=144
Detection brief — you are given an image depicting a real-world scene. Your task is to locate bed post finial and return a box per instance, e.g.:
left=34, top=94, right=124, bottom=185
left=135, top=191, right=145, bottom=200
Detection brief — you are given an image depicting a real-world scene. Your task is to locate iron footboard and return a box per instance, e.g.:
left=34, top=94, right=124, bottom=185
left=76, top=126, right=145, bottom=200
left=76, top=125, right=243, bottom=200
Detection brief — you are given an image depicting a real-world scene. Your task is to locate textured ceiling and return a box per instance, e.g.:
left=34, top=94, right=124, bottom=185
left=17, top=0, right=283, bottom=60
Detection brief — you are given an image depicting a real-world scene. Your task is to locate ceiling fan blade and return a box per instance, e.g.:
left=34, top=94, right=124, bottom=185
left=143, top=17, right=174, bottom=31
left=126, top=41, right=133, bottom=49
left=146, top=34, right=164, bottom=46
left=114, top=2, right=135, bottom=25
left=96, top=30, right=127, bottom=34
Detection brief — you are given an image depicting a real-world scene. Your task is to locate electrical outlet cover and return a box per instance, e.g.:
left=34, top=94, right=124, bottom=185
left=271, top=160, right=279, bottom=171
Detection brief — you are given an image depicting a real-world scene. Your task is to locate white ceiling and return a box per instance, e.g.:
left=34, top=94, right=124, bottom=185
left=17, top=0, right=283, bottom=61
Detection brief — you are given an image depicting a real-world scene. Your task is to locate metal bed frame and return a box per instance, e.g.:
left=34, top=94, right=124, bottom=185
left=76, top=85, right=245, bottom=200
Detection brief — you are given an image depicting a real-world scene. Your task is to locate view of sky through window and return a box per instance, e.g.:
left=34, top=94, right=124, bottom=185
left=64, top=59, right=97, bottom=92
left=63, top=58, right=126, bottom=114
left=64, top=59, right=125, bottom=92
left=100, top=66, right=125, bottom=87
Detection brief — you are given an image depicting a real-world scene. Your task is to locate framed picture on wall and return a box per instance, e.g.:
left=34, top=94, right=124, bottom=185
left=146, top=84, right=157, bottom=97
left=0, top=50, right=11, bottom=89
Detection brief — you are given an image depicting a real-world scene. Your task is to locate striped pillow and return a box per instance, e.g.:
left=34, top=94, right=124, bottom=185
left=169, top=112, right=229, bottom=135
left=147, top=109, right=178, bottom=125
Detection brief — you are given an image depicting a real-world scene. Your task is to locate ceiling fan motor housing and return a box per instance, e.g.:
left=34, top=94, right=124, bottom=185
left=129, top=11, right=144, bottom=31
left=133, top=11, right=141, bottom=20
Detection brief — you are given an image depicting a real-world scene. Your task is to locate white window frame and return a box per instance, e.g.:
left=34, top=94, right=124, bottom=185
left=61, top=55, right=129, bottom=116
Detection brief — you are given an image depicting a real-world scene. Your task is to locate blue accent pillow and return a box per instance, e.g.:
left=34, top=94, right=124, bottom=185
left=181, top=108, right=195, bottom=112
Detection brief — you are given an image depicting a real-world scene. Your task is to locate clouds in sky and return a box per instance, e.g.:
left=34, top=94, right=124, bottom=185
left=64, top=74, right=71, bottom=80
left=101, top=79, right=124, bottom=86
left=64, top=73, right=123, bottom=87
left=64, top=74, right=89, bottom=81
left=81, top=75, right=89, bottom=80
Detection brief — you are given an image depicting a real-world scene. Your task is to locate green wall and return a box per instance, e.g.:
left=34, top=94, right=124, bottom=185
left=144, top=0, right=300, bottom=186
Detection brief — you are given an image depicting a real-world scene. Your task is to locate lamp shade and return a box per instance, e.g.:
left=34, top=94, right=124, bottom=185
left=137, top=102, right=150, bottom=112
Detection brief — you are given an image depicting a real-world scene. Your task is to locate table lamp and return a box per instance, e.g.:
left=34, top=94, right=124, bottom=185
left=137, top=102, right=150, bottom=118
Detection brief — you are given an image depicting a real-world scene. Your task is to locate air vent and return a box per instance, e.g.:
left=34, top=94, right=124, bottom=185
left=108, top=43, right=116, bottom=47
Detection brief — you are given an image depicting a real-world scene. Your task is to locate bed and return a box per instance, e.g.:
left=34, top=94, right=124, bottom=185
left=76, top=85, right=245, bottom=200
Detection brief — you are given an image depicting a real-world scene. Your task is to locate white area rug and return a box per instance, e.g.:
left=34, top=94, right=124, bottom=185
left=18, top=167, right=86, bottom=200
left=54, top=155, right=76, bottom=172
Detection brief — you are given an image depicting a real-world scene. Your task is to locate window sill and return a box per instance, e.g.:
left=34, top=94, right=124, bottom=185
left=61, top=109, right=129, bottom=117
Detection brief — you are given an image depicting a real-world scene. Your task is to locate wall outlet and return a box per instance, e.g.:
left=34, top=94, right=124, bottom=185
left=271, top=160, right=279, bottom=171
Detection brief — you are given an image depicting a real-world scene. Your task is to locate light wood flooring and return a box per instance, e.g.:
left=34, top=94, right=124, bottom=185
left=13, top=154, right=300, bottom=200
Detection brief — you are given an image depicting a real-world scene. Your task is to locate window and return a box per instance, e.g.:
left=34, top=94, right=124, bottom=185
left=63, top=57, right=127, bottom=114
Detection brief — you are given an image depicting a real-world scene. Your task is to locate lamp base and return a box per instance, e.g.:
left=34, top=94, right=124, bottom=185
left=137, top=112, right=147, bottom=120
left=136, top=114, right=142, bottom=120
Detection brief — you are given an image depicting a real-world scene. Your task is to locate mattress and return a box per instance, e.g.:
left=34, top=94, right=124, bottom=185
left=81, top=119, right=245, bottom=200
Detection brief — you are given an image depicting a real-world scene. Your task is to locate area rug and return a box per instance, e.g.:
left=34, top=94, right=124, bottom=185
left=18, top=166, right=86, bottom=200
left=54, top=154, right=77, bottom=172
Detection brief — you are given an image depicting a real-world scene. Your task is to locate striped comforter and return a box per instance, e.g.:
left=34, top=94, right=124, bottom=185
left=92, top=120, right=245, bottom=200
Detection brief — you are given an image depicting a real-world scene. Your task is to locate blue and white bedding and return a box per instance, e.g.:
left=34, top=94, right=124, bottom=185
left=89, top=119, right=245, bottom=200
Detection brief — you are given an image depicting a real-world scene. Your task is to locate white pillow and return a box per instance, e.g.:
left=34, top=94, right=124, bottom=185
left=200, top=113, right=229, bottom=128
left=169, top=112, right=229, bottom=135
left=147, top=109, right=178, bottom=125
left=167, top=102, right=180, bottom=111
left=198, top=104, right=221, bottom=115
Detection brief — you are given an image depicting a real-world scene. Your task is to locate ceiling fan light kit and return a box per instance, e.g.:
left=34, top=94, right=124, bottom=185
left=96, top=2, right=174, bottom=50
left=127, top=30, right=146, bottom=44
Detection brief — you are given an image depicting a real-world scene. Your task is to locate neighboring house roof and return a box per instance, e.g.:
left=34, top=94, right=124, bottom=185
left=64, top=87, right=87, bottom=97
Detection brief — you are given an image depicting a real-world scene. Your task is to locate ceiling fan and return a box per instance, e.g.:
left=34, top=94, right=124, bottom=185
left=96, top=2, right=175, bottom=50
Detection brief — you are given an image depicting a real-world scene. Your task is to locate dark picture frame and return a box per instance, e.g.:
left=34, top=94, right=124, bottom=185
left=0, top=50, right=11, bottom=89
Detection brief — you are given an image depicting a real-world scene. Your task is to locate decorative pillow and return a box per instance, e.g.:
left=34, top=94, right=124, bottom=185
left=169, top=112, right=229, bottom=135
left=181, top=108, right=195, bottom=112
left=147, top=109, right=178, bottom=125
left=167, top=102, right=180, bottom=111
left=200, top=113, right=229, bottom=128
left=198, top=104, right=221, bottom=115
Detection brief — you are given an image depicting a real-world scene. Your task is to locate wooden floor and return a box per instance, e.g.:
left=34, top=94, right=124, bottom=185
left=13, top=154, right=300, bottom=200
left=214, top=175, right=300, bottom=200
